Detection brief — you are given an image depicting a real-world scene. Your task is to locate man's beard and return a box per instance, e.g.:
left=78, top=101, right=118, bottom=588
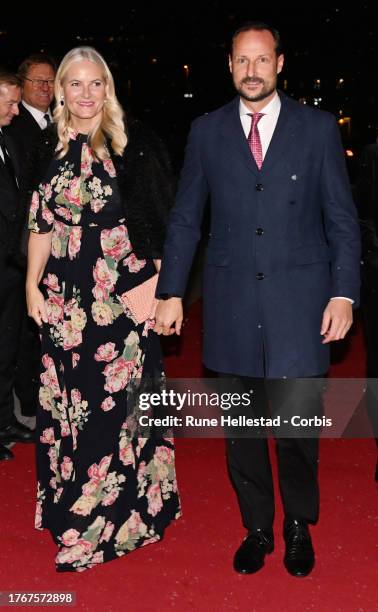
left=235, top=77, right=276, bottom=103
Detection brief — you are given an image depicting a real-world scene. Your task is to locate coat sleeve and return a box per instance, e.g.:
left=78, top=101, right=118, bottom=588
left=320, top=115, right=361, bottom=305
left=156, top=117, right=210, bottom=297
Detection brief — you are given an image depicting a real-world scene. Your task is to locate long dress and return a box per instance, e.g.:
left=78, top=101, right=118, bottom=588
left=28, top=129, right=181, bottom=572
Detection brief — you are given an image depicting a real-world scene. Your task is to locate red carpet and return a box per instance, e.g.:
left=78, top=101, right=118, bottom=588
left=1, top=302, right=377, bottom=611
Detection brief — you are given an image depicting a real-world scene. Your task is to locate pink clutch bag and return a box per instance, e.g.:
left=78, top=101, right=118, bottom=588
left=121, top=274, right=159, bottom=324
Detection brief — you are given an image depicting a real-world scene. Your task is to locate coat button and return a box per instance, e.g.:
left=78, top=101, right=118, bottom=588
left=255, top=227, right=264, bottom=236
left=255, top=183, right=264, bottom=191
left=256, top=272, right=264, bottom=280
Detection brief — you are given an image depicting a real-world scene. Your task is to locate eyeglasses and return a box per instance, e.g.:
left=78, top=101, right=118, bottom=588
left=24, top=77, right=55, bottom=88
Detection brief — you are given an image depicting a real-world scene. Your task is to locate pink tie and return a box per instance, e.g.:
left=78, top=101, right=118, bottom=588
left=247, top=113, right=265, bottom=169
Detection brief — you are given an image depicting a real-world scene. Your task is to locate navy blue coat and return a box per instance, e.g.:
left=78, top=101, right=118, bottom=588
left=157, top=93, right=361, bottom=377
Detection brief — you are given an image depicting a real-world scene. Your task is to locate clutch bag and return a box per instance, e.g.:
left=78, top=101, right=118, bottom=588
left=121, top=274, right=159, bottom=324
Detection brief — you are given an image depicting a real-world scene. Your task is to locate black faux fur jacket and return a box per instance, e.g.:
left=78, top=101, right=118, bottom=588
left=22, top=118, right=176, bottom=259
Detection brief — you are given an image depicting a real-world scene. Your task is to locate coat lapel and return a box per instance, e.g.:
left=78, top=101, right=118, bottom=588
left=260, top=93, right=302, bottom=175
left=220, top=93, right=302, bottom=177
left=220, top=97, right=260, bottom=177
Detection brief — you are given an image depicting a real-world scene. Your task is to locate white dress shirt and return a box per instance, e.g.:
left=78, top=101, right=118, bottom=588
left=239, top=92, right=281, bottom=158
left=22, top=100, right=52, bottom=129
left=239, top=92, right=352, bottom=305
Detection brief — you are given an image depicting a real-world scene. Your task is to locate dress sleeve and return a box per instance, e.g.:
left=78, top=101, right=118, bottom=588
left=28, top=183, right=54, bottom=233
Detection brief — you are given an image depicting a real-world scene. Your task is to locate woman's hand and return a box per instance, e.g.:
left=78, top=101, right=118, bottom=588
left=26, top=284, right=48, bottom=327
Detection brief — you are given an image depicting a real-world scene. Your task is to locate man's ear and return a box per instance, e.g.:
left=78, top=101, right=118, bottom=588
left=228, top=54, right=233, bottom=74
left=277, top=54, right=284, bottom=75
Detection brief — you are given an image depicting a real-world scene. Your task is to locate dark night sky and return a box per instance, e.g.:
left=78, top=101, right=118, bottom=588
left=1, top=3, right=377, bottom=159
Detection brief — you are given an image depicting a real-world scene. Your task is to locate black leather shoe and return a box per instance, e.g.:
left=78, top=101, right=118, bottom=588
left=0, top=443, right=14, bottom=461
left=233, top=529, right=274, bottom=574
left=0, top=421, right=35, bottom=444
left=283, top=519, right=315, bottom=577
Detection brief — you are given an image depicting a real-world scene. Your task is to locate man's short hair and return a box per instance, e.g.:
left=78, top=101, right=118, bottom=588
left=0, top=70, right=21, bottom=89
left=18, top=52, right=57, bottom=80
left=230, top=21, right=282, bottom=56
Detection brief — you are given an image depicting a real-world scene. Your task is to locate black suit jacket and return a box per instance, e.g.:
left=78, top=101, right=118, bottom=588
left=4, top=104, right=42, bottom=170
left=0, top=131, right=22, bottom=283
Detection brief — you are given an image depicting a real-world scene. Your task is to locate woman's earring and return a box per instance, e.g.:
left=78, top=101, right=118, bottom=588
left=60, top=98, right=64, bottom=106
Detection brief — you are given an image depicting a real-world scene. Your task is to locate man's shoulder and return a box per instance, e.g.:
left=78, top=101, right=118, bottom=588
left=191, top=98, right=237, bottom=130
left=282, top=93, right=336, bottom=129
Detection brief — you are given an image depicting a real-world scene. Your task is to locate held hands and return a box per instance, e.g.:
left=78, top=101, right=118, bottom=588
left=26, top=284, right=48, bottom=327
left=154, top=297, right=183, bottom=336
left=320, top=298, right=353, bottom=344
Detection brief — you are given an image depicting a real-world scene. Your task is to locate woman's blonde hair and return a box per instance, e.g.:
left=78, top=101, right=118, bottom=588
left=53, top=46, right=127, bottom=159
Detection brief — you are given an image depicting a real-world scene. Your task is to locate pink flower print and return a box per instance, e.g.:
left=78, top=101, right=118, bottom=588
left=100, top=225, right=131, bottom=261
left=91, top=301, right=114, bottom=326
left=63, top=176, right=81, bottom=207
left=40, top=427, right=55, bottom=445
left=94, top=342, right=119, bottom=362
left=40, top=354, right=61, bottom=397
left=102, top=489, right=119, bottom=506
left=93, top=258, right=117, bottom=293
left=142, top=318, right=156, bottom=336
left=127, top=510, right=147, bottom=535
left=68, top=226, right=82, bottom=260
left=62, top=320, right=82, bottom=351
left=87, top=454, right=112, bottom=481
left=80, top=144, right=93, bottom=179
left=60, top=420, right=71, bottom=437
left=71, top=388, right=82, bottom=405
left=82, top=480, right=98, bottom=496
left=91, top=198, right=105, bottom=213
left=154, top=445, right=174, bottom=465
left=146, top=483, right=163, bottom=517
left=30, top=191, right=40, bottom=215
left=119, top=442, right=135, bottom=467
left=123, top=252, right=146, bottom=273
left=56, top=540, right=93, bottom=565
left=61, top=528, right=80, bottom=547
left=103, top=357, right=135, bottom=393
left=56, top=206, right=72, bottom=221
left=92, top=283, right=108, bottom=302
left=72, top=353, right=80, bottom=368
left=46, top=294, right=64, bottom=326
left=35, top=501, right=43, bottom=529
left=42, top=207, right=54, bottom=225
left=103, top=158, right=116, bottom=177
left=99, top=521, right=114, bottom=543
left=43, top=273, right=60, bottom=292
left=101, top=396, right=115, bottom=412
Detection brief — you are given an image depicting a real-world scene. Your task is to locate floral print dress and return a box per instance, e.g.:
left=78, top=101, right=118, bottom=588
left=28, top=130, right=181, bottom=572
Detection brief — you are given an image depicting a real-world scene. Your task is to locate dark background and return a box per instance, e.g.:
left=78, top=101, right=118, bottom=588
left=1, top=3, right=377, bottom=172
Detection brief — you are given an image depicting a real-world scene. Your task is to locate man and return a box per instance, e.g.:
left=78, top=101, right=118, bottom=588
left=155, top=22, right=360, bottom=577
left=0, top=71, right=34, bottom=461
left=6, top=53, right=56, bottom=161
left=5, top=53, right=56, bottom=418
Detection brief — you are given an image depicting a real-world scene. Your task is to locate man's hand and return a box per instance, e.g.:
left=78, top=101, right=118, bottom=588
left=320, top=298, right=353, bottom=344
left=154, top=297, right=183, bottom=336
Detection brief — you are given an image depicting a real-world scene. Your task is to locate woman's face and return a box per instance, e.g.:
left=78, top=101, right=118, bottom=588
left=61, top=59, right=107, bottom=132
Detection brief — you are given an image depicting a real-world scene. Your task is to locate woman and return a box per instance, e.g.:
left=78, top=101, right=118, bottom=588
left=26, top=47, right=181, bottom=572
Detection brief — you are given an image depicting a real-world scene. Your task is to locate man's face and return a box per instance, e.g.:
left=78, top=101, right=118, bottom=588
left=22, top=62, right=55, bottom=112
left=0, top=84, right=21, bottom=127
left=229, top=29, right=284, bottom=104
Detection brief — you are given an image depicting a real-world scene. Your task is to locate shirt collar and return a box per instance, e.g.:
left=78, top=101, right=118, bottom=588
left=22, top=100, right=51, bottom=122
left=239, top=91, right=281, bottom=117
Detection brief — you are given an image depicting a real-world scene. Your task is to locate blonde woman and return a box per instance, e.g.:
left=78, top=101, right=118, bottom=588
left=25, top=47, right=180, bottom=572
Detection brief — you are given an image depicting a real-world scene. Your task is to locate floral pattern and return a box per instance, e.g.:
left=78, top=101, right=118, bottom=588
left=29, top=131, right=181, bottom=572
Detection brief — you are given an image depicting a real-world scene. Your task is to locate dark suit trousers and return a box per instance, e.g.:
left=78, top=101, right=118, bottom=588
left=361, top=266, right=378, bottom=438
left=14, top=292, right=40, bottom=412
left=222, top=375, right=322, bottom=531
left=0, top=265, right=24, bottom=428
